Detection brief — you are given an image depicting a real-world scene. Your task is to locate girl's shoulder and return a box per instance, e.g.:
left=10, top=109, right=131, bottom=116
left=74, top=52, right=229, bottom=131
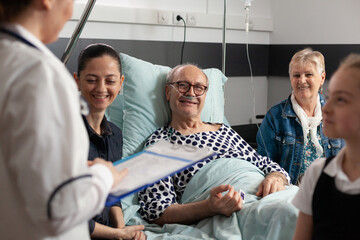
left=307, top=157, right=328, bottom=176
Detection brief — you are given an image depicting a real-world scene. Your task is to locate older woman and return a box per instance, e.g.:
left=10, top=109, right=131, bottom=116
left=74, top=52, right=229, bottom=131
left=138, top=64, right=290, bottom=226
left=256, top=48, right=344, bottom=185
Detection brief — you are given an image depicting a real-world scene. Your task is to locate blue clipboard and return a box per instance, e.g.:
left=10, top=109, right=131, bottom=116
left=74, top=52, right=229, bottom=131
left=105, top=140, right=216, bottom=206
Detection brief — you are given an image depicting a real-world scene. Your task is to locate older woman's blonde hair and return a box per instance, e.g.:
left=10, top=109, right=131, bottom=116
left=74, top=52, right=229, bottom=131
left=288, top=48, right=325, bottom=75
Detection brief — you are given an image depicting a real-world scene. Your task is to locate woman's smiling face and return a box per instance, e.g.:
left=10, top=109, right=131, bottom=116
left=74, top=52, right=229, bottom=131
left=76, top=55, right=123, bottom=114
left=290, top=62, right=325, bottom=104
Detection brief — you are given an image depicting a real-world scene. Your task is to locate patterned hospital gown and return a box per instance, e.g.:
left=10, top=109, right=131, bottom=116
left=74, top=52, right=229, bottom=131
left=138, top=124, right=290, bottom=221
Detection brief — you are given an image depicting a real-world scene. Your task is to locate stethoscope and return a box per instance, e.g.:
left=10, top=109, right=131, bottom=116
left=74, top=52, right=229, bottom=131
left=0, top=28, right=38, bottom=49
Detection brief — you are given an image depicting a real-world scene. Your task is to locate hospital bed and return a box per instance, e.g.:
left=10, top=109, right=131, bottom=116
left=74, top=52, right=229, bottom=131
left=62, top=2, right=299, bottom=239
left=106, top=53, right=299, bottom=240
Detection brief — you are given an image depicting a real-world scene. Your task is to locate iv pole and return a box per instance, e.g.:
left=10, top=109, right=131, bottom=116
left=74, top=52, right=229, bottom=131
left=222, top=0, right=227, bottom=74
left=61, top=0, right=97, bottom=64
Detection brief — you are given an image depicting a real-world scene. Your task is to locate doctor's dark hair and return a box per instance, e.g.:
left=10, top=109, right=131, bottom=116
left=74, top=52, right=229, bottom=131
left=0, top=0, right=32, bottom=22
left=77, top=43, right=121, bottom=77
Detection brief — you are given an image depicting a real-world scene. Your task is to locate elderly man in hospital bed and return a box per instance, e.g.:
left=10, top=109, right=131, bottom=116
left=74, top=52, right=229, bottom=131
left=137, top=64, right=298, bottom=239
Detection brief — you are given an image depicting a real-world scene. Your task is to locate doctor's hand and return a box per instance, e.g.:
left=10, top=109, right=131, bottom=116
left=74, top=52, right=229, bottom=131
left=256, top=172, right=287, bottom=197
left=88, top=158, right=128, bottom=189
left=207, top=185, right=243, bottom=217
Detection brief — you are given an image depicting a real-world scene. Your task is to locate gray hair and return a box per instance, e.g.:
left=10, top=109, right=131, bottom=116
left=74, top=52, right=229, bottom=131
left=289, top=48, right=325, bottom=75
left=166, top=63, right=209, bottom=86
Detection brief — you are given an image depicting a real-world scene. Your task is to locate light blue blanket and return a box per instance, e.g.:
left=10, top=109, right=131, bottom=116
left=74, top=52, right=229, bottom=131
left=122, top=158, right=299, bottom=239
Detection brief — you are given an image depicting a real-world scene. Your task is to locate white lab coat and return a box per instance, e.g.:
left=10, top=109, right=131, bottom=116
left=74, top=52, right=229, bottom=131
left=0, top=24, right=113, bottom=239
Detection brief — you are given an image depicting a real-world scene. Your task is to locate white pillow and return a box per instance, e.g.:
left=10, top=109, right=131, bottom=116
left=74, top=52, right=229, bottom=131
left=107, top=53, right=228, bottom=157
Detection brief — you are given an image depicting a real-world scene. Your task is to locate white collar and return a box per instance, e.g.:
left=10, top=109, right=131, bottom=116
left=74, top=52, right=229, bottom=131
left=324, top=148, right=345, bottom=178
left=324, top=147, right=360, bottom=193
left=324, top=147, right=357, bottom=183
left=1, top=23, right=55, bottom=57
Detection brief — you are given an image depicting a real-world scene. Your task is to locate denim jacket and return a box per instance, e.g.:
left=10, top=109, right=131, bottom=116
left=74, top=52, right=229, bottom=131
left=256, top=94, right=345, bottom=185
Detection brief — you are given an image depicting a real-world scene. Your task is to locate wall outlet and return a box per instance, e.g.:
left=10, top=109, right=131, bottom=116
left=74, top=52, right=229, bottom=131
left=173, top=12, right=186, bottom=25
left=187, top=13, right=197, bottom=26
left=157, top=11, right=170, bottom=24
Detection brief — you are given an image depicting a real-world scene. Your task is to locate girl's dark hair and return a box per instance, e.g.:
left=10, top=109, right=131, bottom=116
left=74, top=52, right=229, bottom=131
left=77, top=43, right=121, bottom=77
left=0, top=0, right=32, bottom=22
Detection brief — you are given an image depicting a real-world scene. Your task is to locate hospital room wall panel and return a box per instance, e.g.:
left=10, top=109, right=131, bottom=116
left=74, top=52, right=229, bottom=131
left=60, top=21, right=271, bottom=44
left=268, top=44, right=360, bottom=78
left=75, top=0, right=207, bottom=12
left=224, top=76, right=268, bottom=125
left=74, top=0, right=271, bottom=21
left=48, top=39, right=269, bottom=78
left=270, top=0, right=360, bottom=45
left=50, top=0, right=360, bottom=127
left=207, top=0, right=271, bottom=17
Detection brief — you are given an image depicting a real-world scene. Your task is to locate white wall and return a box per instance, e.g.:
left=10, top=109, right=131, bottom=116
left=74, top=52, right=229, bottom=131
left=60, top=0, right=273, bottom=126
left=267, top=0, right=360, bottom=109
left=60, top=0, right=360, bottom=125
left=225, top=76, right=268, bottom=124
left=270, top=0, right=360, bottom=45
left=63, top=0, right=272, bottom=44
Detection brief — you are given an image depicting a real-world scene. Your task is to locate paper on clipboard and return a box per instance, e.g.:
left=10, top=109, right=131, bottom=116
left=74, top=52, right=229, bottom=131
left=106, top=139, right=215, bottom=205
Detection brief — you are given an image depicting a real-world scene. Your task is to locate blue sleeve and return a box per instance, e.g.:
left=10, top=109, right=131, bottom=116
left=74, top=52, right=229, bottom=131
left=256, top=110, right=279, bottom=163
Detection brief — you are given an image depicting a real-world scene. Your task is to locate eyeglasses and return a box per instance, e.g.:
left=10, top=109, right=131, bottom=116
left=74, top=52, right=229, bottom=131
left=168, top=81, right=208, bottom=96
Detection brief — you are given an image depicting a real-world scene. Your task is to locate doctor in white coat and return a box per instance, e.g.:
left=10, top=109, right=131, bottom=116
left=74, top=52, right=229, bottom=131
left=0, top=0, right=127, bottom=239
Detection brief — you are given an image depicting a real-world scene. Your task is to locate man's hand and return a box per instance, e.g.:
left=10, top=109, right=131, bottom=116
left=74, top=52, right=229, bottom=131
left=256, top=172, right=288, bottom=197
left=115, top=225, right=146, bottom=240
left=207, top=185, right=243, bottom=217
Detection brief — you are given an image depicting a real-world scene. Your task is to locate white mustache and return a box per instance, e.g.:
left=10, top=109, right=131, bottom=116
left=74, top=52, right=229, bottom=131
left=182, top=95, right=201, bottom=100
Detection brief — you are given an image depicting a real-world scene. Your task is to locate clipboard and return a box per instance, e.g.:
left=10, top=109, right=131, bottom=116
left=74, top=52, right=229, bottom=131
left=105, top=139, right=216, bottom=206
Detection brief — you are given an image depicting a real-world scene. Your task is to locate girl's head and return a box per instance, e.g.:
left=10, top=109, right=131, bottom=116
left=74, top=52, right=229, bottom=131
left=289, top=48, right=326, bottom=105
left=74, top=43, right=124, bottom=114
left=322, top=54, right=360, bottom=141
